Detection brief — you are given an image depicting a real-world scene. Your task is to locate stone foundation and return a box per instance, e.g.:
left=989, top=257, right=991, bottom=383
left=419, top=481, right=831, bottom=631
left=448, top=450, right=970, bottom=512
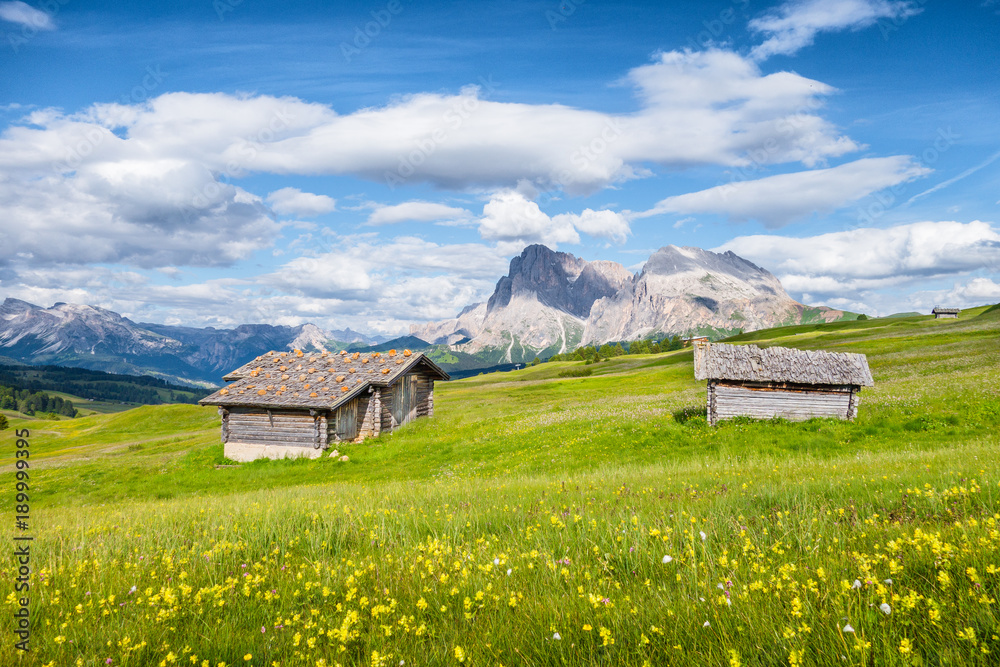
left=224, top=441, right=324, bottom=463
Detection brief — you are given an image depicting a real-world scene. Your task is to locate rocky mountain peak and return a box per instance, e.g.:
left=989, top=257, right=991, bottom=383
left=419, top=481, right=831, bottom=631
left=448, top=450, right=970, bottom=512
left=642, top=245, right=769, bottom=283
left=486, top=244, right=629, bottom=319
left=1, top=298, right=40, bottom=318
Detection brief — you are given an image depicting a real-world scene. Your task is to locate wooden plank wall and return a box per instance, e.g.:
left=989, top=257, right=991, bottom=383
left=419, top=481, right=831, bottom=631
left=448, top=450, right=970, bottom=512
left=226, top=408, right=321, bottom=448
left=709, top=383, right=853, bottom=424
left=328, top=399, right=359, bottom=443
left=357, top=390, right=380, bottom=440
left=380, top=385, right=397, bottom=432
left=415, top=374, right=433, bottom=418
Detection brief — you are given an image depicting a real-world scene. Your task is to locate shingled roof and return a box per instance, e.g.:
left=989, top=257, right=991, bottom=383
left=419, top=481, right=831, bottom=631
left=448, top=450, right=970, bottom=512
left=200, top=349, right=449, bottom=410
left=694, top=342, right=874, bottom=387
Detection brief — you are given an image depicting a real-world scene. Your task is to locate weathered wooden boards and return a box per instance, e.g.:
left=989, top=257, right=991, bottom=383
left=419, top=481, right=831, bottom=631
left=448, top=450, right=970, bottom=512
left=696, top=342, right=873, bottom=426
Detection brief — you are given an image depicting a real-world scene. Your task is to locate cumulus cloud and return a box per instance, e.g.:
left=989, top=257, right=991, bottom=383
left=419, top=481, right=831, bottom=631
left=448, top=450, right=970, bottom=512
left=266, top=187, right=336, bottom=217
left=718, top=220, right=1000, bottom=293
left=1, top=48, right=859, bottom=197
left=367, top=201, right=472, bottom=225
left=0, top=235, right=512, bottom=334
left=749, top=0, right=921, bottom=60
left=0, top=162, right=279, bottom=268
left=0, top=1, right=54, bottom=30
left=478, top=191, right=580, bottom=249
left=553, top=209, right=630, bottom=244
left=476, top=191, right=630, bottom=250
left=637, top=157, right=930, bottom=228
left=946, top=277, right=1000, bottom=302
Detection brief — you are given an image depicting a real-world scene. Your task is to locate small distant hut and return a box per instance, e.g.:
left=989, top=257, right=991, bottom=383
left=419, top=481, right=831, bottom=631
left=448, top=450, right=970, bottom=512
left=682, top=336, right=710, bottom=347
left=932, top=307, right=960, bottom=319
left=199, top=349, right=449, bottom=462
left=693, top=342, right=873, bottom=426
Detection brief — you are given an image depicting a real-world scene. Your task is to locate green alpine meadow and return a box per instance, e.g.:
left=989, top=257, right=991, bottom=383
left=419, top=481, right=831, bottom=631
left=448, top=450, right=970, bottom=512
left=2, top=306, right=999, bottom=666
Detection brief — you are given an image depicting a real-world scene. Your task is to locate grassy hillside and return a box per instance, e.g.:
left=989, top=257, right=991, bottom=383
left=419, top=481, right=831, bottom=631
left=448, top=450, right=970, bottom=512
left=1, top=306, right=998, bottom=665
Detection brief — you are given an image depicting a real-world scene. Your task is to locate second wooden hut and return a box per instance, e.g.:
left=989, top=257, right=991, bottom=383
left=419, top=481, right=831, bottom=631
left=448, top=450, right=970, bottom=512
left=693, top=342, right=873, bottom=425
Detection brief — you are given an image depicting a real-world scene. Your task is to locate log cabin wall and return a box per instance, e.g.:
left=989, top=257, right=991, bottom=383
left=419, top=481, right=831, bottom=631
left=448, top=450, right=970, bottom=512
left=415, top=374, right=433, bottom=418
left=380, top=384, right=397, bottom=432
left=225, top=407, right=320, bottom=448
left=357, top=389, right=381, bottom=440
left=707, top=381, right=856, bottom=425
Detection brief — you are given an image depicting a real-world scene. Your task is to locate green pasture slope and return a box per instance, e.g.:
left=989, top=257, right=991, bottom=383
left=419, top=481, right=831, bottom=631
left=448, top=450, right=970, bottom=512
left=2, top=306, right=999, bottom=665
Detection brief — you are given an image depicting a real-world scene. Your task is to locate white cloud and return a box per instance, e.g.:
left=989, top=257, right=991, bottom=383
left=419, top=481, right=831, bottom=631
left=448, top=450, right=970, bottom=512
left=0, top=160, right=279, bottom=268
left=478, top=191, right=580, bottom=248
left=718, top=220, right=1000, bottom=290
left=367, top=201, right=472, bottom=225
left=749, top=0, right=921, bottom=60
left=266, top=187, right=336, bottom=217
left=0, top=50, right=860, bottom=199
left=0, top=1, right=55, bottom=30
left=553, top=208, right=630, bottom=244
left=0, top=235, right=511, bottom=335
left=638, top=157, right=930, bottom=228
left=947, top=277, right=1000, bottom=302
left=476, top=191, right=631, bottom=250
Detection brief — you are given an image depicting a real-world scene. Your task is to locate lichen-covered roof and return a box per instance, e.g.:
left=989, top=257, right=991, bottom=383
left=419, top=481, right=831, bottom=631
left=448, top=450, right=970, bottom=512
left=932, top=307, right=960, bottom=314
left=693, top=342, right=874, bottom=387
left=200, top=349, right=449, bottom=409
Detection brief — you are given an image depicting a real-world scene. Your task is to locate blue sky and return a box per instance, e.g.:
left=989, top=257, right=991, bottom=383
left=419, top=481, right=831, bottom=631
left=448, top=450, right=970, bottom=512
left=1, top=0, right=998, bottom=333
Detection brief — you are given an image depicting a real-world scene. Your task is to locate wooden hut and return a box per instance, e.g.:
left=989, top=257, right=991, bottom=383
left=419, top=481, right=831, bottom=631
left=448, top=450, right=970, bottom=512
left=199, top=349, right=449, bottom=462
left=682, top=336, right=710, bottom=347
left=693, top=342, right=873, bottom=425
left=932, top=307, right=960, bottom=319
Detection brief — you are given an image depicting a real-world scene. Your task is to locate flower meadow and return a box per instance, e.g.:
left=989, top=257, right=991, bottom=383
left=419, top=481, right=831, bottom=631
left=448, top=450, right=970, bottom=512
left=5, top=447, right=1000, bottom=666
left=3, top=308, right=999, bottom=665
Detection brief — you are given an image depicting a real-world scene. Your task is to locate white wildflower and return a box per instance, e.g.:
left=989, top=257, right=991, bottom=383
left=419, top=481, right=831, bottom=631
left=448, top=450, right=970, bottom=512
left=553, top=632, right=561, bottom=640
left=851, top=579, right=862, bottom=589
left=880, top=603, right=891, bottom=615
left=662, top=555, right=673, bottom=563
left=699, top=531, right=707, bottom=541
left=843, top=624, right=855, bottom=633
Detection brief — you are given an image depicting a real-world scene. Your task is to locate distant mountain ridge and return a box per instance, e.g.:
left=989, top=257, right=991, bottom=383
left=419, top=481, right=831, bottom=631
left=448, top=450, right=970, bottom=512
left=0, top=298, right=386, bottom=386
left=411, top=244, right=854, bottom=364
left=0, top=244, right=854, bottom=384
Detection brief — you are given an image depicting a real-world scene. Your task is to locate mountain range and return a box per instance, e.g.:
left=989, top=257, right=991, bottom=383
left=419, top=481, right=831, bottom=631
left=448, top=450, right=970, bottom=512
left=0, top=298, right=384, bottom=386
left=411, top=244, right=852, bottom=362
left=0, top=244, right=854, bottom=386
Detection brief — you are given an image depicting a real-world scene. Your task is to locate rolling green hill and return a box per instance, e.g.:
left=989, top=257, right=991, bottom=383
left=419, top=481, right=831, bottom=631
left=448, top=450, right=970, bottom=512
left=2, top=304, right=997, bottom=666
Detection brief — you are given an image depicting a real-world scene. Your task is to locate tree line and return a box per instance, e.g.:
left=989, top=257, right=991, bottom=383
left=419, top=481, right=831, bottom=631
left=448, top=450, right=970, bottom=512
left=534, top=336, right=687, bottom=365
left=0, top=365, right=208, bottom=406
left=0, top=384, right=77, bottom=417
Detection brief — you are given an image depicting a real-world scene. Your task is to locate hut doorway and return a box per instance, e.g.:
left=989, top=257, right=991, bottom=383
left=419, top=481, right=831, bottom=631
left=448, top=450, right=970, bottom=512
left=393, top=374, right=419, bottom=426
